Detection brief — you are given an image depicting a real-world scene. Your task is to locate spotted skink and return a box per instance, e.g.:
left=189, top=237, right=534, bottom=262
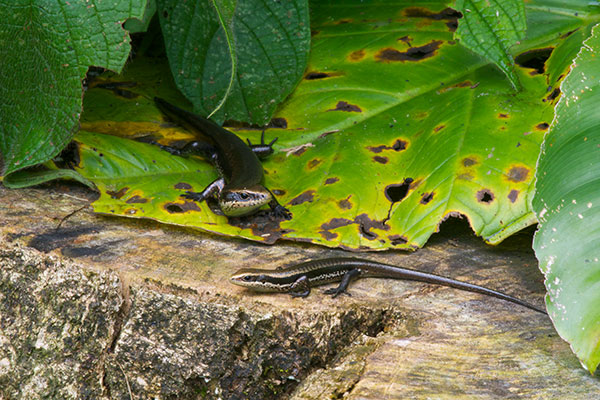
left=154, top=97, right=291, bottom=219
left=230, top=257, right=546, bottom=314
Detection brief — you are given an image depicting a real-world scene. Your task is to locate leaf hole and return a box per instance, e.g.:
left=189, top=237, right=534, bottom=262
left=420, top=192, right=434, bottom=204
left=476, top=189, right=494, bottom=204
left=515, top=48, right=554, bottom=75
left=305, top=72, right=330, bottom=80
left=393, top=139, right=407, bottom=151
left=388, top=235, right=408, bottom=246
left=544, top=88, right=561, bottom=102
left=165, top=204, right=184, bottom=213
left=385, top=178, right=413, bottom=203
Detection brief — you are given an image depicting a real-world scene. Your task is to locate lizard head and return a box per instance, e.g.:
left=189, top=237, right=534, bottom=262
left=219, top=186, right=272, bottom=217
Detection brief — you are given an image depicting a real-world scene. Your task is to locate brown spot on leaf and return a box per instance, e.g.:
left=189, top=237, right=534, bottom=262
left=433, top=124, right=445, bottom=133
left=349, top=49, right=365, bottom=61
left=126, top=195, right=148, bottom=204
left=560, top=28, right=579, bottom=39
left=307, top=158, right=321, bottom=169
left=536, top=122, right=550, bottom=131
left=385, top=178, right=413, bottom=203
left=375, top=40, right=443, bottom=62
left=457, top=173, right=473, bottom=181
left=367, top=145, right=387, bottom=153
left=506, top=166, right=529, bottom=182
left=321, top=218, right=353, bottom=230
left=327, top=101, right=362, bottom=112
left=164, top=201, right=201, bottom=213
left=508, top=190, right=519, bottom=203
left=338, top=196, right=353, bottom=210
left=268, top=118, right=287, bottom=129
left=454, top=81, right=473, bottom=88
left=288, top=190, right=315, bottom=206
left=515, top=48, right=554, bottom=75
left=398, top=36, right=412, bottom=44
left=437, top=80, right=474, bottom=93
left=462, top=157, right=477, bottom=167
left=319, top=217, right=353, bottom=240
left=476, top=189, right=495, bottom=204
left=498, top=113, right=509, bottom=119
left=305, top=71, right=332, bottom=80
left=324, top=177, right=339, bottom=185
left=373, top=156, right=388, bottom=164
left=415, top=111, right=429, bottom=120
left=106, top=187, right=128, bottom=199
left=420, top=192, right=434, bottom=204
left=174, top=182, right=192, bottom=190
left=355, top=213, right=389, bottom=240
left=336, top=18, right=352, bottom=24
left=544, top=88, right=561, bottom=102
left=319, top=230, right=338, bottom=241
left=367, top=139, right=407, bottom=153
left=388, top=234, right=408, bottom=246
left=393, top=139, right=407, bottom=151
left=403, top=7, right=462, bottom=20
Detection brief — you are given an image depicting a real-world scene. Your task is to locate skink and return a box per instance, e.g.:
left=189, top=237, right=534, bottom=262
left=230, top=257, right=546, bottom=314
left=154, top=97, right=291, bottom=219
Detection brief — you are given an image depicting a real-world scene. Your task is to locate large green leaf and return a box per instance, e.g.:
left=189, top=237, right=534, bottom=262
left=454, top=0, right=526, bottom=89
left=533, top=24, right=600, bottom=374
left=156, top=0, right=310, bottom=124
left=0, top=0, right=146, bottom=176
left=70, top=0, right=599, bottom=250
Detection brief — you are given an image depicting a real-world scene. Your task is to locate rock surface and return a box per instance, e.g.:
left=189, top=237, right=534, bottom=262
left=1, top=183, right=599, bottom=399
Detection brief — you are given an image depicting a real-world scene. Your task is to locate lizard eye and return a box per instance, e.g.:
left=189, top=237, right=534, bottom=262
left=240, top=192, right=249, bottom=200
left=242, top=275, right=253, bottom=281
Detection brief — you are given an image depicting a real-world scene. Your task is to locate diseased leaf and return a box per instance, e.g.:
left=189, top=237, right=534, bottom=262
left=71, top=1, right=599, bottom=249
left=156, top=0, right=310, bottom=124
left=533, top=23, right=600, bottom=374
left=454, top=0, right=526, bottom=89
left=0, top=0, right=146, bottom=176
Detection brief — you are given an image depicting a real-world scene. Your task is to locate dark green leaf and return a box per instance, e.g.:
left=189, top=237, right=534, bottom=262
left=156, top=0, right=310, bottom=124
left=455, top=0, right=526, bottom=89
left=0, top=0, right=146, bottom=176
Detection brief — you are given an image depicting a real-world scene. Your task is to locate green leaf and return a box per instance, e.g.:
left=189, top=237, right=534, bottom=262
left=156, top=0, right=310, bottom=124
left=3, top=167, right=94, bottom=190
left=124, top=0, right=157, bottom=34
left=454, top=0, right=526, bottom=90
left=70, top=1, right=600, bottom=249
left=0, top=0, right=146, bottom=176
left=207, top=0, right=236, bottom=119
left=533, top=24, right=600, bottom=374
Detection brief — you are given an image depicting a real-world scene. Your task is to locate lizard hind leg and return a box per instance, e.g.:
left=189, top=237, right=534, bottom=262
left=323, top=269, right=361, bottom=298
left=289, top=275, right=311, bottom=298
